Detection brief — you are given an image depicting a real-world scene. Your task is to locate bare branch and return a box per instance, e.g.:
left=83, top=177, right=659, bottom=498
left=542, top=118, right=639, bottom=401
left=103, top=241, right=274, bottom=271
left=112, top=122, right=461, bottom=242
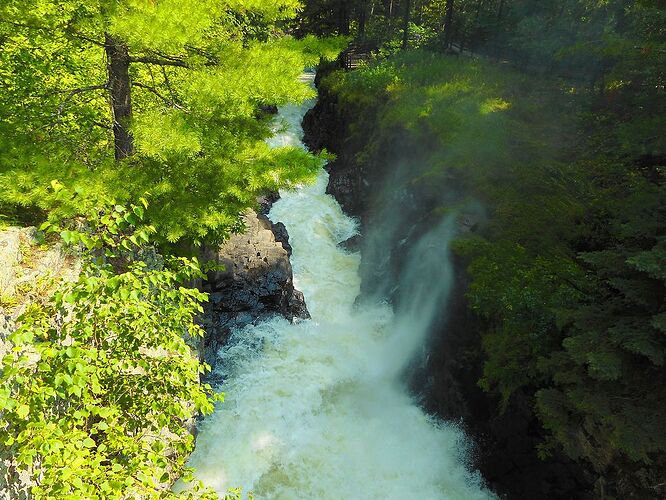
left=133, top=82, right=189, bottom=113
left=69, top=30, right=106, bottom=48
left=92, top=120, right=112, bottom=130
left=55, top=84, right=108, bottom=116
left=633, top=45, right=666, bottom=55
left=128, top=56, right=189, bottom=68
left=161, top=67, right=179, bottom=105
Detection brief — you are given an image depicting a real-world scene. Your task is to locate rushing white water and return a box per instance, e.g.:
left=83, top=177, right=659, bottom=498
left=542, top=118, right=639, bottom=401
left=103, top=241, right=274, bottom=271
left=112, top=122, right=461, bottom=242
left=185, top=72, right=494, bottom=499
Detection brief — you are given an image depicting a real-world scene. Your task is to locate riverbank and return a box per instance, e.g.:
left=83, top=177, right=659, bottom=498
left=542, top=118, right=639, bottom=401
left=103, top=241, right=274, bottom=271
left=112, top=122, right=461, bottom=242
left=303, top=50, right=635, bottom=498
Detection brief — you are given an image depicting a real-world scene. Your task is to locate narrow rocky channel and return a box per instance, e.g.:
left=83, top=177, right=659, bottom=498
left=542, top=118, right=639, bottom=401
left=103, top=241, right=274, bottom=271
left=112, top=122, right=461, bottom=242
left=183, top=73, right=494, bottom=499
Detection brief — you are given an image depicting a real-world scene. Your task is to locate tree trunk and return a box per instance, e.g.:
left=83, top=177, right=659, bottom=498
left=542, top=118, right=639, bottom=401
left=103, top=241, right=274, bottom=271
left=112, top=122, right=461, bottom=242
left=105, top=34, right=133, bottom=160
left=497, top=0, right=505, bottom=21
left=358, top=0, right=367, bottom=36
left=338, top=0, right=350, bottom=36
left=444, top=0, right=455, bottom=49
left=402, top=0, right=412, bottom=49
left=460, top=0, right=483, bottom=53
left=415, top=0, right=424, bottom=24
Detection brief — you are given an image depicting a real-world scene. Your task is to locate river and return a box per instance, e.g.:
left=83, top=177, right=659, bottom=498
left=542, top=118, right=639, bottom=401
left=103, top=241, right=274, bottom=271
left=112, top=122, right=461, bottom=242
left=184, top=71, right=494, bottom=500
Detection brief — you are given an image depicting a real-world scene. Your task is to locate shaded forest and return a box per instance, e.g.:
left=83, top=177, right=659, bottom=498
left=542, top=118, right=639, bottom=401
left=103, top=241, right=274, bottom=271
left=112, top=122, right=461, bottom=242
left=302, top=0, right=666, bottom=497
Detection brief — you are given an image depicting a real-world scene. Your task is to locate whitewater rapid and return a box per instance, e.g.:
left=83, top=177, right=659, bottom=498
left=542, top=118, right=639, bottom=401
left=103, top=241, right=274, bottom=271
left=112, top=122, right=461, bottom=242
left=185, top=72, right=494, bottom=499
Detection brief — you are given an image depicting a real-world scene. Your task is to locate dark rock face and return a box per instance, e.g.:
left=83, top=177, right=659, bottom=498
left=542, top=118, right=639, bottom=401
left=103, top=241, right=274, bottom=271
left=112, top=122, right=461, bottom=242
left=303, top=73, right=593, bottom=499
left=410, top=256, right=591, bottom=499
left=257, top=191, right=280, bottom=215
left=257, top=104, right=279, bottom=116
left=270, top=221, right=292, bottom=257
left=303, top=87, right=369, bottom=220
left=200, top=210, right=309, bottom=377
left=339, top=233, right=362, bottom=252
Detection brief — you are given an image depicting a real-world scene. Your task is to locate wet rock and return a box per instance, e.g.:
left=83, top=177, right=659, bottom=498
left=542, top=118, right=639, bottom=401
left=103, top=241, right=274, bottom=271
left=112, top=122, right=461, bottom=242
left=339, top=233, right=362, bottom=252
left=325, top=161, right=368, bottom=219
left=270, top=221, right=292, bottom=257
left=200, top=210, right=309, bottom=374
left=258, top=104, right=279, bottom=115
left=257, top=191, right=280, bottom=215
left=289, top=289, right=309, bottom=320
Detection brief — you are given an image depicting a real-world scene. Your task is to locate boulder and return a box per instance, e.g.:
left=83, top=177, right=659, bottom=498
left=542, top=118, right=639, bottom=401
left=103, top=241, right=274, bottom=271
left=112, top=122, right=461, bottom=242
left=257, top=191, right=280, bottom=215
left=200, top=210, right=309, bottom=375
left=339, top=233, right=362, bottom=252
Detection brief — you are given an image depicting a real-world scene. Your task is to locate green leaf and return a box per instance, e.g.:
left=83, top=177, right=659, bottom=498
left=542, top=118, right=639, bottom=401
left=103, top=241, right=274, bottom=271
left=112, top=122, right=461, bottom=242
left=16, top=404, right=29, bottom=419
left=81, top=437, right=96, bottom=448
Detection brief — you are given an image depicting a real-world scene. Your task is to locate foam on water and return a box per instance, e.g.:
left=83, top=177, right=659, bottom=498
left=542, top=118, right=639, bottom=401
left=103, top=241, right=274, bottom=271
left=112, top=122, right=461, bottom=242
left=185, top=72, right=495, bottom=500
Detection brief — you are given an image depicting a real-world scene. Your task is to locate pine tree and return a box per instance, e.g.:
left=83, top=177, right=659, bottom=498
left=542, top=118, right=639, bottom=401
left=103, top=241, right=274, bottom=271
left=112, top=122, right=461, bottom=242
left=0, top=0, right=344, bottom=243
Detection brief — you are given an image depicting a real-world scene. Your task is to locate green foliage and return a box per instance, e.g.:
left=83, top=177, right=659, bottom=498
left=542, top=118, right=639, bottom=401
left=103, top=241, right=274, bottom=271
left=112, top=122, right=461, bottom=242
left=0, top=0, right=344, bottom=245
left=324, top=39, right=665, bottom=494
left=39, top=180, right=157, bottom=260
left=0, top=197, right=222, bottom=498
left=455, top=239, right=585, bottom=405
left=323, top=51, right=584, bottom=249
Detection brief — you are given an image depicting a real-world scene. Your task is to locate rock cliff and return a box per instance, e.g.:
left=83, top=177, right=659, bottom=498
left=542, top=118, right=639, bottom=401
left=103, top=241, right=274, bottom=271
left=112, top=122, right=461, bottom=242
left=199, top=210, right=309, bottom=379
left=0, top=227, right=79, bottom=500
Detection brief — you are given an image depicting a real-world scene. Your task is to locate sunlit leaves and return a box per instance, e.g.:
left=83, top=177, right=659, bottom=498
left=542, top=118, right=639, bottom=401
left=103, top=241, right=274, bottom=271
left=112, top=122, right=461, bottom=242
left=0, top=203, right=220, bottom=498
left=0, top=0, right=343, bottom=245
left=134, top=110, right=202, bottom=161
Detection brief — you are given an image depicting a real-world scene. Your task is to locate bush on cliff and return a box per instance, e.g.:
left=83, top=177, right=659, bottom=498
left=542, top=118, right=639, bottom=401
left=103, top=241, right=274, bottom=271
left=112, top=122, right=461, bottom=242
left=0, top=193, right=221, bottom=498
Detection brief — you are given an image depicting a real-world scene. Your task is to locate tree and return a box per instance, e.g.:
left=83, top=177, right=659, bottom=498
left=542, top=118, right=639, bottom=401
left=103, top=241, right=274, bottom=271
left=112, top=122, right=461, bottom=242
left=402, top=0, right=412, bottom=48
left=0, top=0, right=343, bottom=244
left=443, top=0, right=455, bottom=48
left=338, top=0, right=352, bottom=35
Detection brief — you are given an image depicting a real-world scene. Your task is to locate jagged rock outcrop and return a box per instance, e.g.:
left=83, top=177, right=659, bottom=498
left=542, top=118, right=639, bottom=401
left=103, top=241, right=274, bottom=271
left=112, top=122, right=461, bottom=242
left=199, top=210, right=308, bottom=376
left=0, top=227, right=79, bottom=354
left=303, top=85, right=369, bottom=220
left=257, top=191, right=280, bottom=216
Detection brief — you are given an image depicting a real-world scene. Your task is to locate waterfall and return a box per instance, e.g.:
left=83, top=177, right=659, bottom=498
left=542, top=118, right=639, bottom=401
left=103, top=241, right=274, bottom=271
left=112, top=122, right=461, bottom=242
left=183, top=72, right=494, bottom=500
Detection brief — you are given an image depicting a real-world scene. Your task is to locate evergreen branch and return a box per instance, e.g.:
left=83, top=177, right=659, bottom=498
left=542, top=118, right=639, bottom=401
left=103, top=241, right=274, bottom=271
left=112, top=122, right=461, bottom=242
left=69, top=30, right=106, bottom=48
left=132, top=82, right=189, bottom=113
left=55, top=85, right=109, bottom=116
left=184, top=45, right=220, bottom=64
left=128, top=56, right=189, bottom=68
left=40, top=84, right=109, bottom=98
left=0, top=19, right=105, bottom=47
left=131, top=48, right=220, bottom=68
left=151, top=50, right=189, bottom=63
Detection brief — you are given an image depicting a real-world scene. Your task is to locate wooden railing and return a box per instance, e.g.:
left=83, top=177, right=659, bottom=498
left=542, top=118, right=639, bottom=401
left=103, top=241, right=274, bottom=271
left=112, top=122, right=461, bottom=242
left=340, top=43, right=376, bottom=70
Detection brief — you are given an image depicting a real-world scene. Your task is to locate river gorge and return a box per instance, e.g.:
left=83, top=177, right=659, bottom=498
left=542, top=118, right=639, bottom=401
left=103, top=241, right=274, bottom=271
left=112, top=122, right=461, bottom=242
left=185, top=72, right=494, bottom=499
